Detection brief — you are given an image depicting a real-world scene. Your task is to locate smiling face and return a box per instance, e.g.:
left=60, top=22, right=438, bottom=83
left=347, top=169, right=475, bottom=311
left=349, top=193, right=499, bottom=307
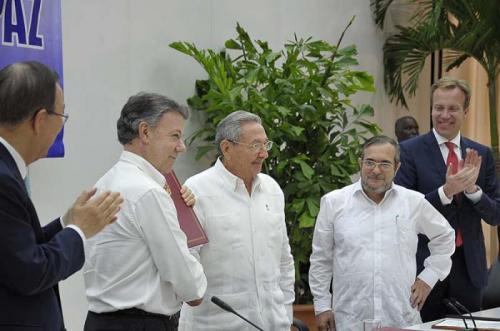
left=359, top=143, right=400, bottom=202
left=144, top=111, right=186, bottom=174
left=431, top=87, right=468, bottom=140
left=222, top=121, right=269, bottom=183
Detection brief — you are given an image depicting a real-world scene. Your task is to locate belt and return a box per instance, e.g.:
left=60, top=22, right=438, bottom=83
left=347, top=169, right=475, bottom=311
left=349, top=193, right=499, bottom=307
left=91, top=308, right=179, bottom=320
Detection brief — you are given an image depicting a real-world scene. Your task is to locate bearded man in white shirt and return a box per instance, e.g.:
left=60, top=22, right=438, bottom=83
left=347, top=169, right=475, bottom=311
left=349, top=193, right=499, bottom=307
left=309, top=135, right=455, bottom=331
left=83, top=93, right=207, bottom=331
left=178, top=111, right=295, bottom=331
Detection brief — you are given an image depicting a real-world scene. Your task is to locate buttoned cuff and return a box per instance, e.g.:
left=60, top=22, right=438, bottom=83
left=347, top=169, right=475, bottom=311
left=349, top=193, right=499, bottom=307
left=438, top=186, right=453, bottom=205
left=464, top=186, right=482, bottom=204
left=313, top=297, right=332, bottom=315
left=417, top=268, right=440, bottom=289
left=65, top=223, right=86, bottom=242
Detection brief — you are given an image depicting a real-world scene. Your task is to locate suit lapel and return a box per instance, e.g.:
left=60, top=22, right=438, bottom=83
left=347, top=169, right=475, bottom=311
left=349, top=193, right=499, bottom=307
left=460, top=136, right=469, bottom=158
left=0, top=143, right=27, bottom=192
left=0, top=143, right=45, bottom=241
left=423, top=131, right=447, bottom=182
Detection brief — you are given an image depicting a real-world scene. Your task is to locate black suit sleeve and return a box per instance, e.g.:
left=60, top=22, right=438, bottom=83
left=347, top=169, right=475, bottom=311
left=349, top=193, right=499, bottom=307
left=43, top=218, right=63, bottom=240
left=0, top=174, right=84, bottom=296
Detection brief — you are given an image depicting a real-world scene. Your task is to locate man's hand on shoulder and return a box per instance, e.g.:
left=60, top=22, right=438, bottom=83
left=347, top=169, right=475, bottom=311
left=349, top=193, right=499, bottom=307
left=64, top=189, right=123, bottom=239
left=410, top=278, right=431, bottom=311
left=316, top=310, right=336, bottom=331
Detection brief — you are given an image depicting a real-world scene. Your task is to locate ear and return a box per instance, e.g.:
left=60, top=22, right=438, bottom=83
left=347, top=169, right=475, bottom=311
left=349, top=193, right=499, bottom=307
left=137, top=121, right=151, bottom=144
left=31, top=109, right=48, bottom=135
left=220, top=139, right=232, bottom=160
left=464, top=106, right=469, bottom=116
left=358, top=157, right=362, bottom=169
left=395, top=161, right=401, bottom=174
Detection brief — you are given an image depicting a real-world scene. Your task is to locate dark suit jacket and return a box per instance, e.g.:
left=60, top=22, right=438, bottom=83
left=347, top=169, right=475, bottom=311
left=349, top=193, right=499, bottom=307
left=0, top=144, right=85, bottom=330
left=395, top=131, right=500, bottom=289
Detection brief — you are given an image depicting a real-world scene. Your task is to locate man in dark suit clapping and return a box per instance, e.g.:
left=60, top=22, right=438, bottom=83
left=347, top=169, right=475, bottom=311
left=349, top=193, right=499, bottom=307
left=395, top=77, right=500, bottom=321
left=0, top=61, right=123, bottom=330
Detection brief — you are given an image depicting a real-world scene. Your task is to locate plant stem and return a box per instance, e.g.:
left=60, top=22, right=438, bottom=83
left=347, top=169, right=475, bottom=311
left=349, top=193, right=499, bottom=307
left=320, top=15, right=356, bottom=87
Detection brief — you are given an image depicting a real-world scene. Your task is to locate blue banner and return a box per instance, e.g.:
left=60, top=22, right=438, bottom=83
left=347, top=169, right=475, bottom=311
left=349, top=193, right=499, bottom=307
left=0, top=0, right=64, bottom=157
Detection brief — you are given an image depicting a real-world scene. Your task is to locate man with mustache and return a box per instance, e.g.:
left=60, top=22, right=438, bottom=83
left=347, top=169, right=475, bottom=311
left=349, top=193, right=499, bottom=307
left=83, top=93, right=207, bottom=331
left=395, top=77, right=500, bottom=321
left=178, top=111, right=295, bottom=331
left=309, top=135, right=455, bottom=330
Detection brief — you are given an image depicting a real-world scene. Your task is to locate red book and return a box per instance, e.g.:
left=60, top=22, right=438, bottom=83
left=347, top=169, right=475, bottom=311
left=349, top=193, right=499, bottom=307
left=165, top=171, right=208, bottom=248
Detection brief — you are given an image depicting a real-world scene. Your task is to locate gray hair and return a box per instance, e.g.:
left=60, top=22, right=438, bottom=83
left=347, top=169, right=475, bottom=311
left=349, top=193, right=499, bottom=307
left=117, top=92, right=189, bottom=145
left=215, top=110, right=262, bottom=157
left=361, top=135, right=400, bottom=164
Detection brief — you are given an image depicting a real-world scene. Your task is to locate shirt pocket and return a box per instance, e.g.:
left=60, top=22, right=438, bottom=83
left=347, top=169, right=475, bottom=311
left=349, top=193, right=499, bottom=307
left=333, top=217, right=371, bottom=274
left=204, top=213, right=246, bottom=250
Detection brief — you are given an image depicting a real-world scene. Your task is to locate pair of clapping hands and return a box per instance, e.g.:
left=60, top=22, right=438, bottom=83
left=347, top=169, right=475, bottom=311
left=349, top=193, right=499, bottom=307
left=443, top=148, right=482, bottom=199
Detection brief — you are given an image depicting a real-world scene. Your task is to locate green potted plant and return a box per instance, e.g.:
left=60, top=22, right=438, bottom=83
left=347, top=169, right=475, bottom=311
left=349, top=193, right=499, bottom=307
left=170, top=21, right=380, bottom=324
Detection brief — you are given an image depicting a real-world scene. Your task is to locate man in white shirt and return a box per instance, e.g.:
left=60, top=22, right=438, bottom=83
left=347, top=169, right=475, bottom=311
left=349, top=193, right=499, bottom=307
left=83, top=93, right=207, bottom=331
left=309, top=135, right=455, bottom=331
left=0, top=61, right=122, bottom=331
left=178, top=111, right=295, bottom=331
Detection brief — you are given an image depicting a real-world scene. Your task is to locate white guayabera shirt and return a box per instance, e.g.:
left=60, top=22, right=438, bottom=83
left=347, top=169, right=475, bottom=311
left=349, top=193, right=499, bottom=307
left=309, top=180, right=455, bottom=331
left=179, top=159, right=295, bottom=331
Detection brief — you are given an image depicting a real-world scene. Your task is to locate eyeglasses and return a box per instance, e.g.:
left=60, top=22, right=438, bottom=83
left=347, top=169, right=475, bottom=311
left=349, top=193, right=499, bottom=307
left=362, top=159, right=394, bottom=171
left=229, top=140, right=274, bottom=152
left=47, top=110, right=69, bottom=124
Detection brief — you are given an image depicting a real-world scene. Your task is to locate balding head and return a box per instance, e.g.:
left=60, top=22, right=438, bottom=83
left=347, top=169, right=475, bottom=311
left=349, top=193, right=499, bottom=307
left=0, top=61, right=59, bottom=126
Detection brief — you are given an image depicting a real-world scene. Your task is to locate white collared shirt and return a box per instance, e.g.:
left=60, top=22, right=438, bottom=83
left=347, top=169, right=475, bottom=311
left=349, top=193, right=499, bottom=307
left=433, top=128, right=462, bottom=161
left=83, top=151, right=207, bottom=315
left=432, top=129, right=482, bottom=204
left=179, top=159, right=295, bottom=331
left=309, top=181, right=455, bottom=330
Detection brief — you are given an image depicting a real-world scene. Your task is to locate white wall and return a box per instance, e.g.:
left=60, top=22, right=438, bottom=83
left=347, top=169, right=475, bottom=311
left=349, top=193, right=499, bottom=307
left=28, top=1, right=407, bottom=329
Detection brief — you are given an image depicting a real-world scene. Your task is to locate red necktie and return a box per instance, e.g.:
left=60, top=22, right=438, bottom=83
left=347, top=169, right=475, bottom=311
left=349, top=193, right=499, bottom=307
left=445, top=141, right=463, bottom=247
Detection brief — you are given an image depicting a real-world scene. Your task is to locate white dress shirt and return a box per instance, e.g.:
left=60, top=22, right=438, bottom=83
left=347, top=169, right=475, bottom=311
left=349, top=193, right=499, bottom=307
left=83, top=151, right=207, bottom=315
left=309, top=181, right=455, bottom=330
left=179, top=159, right=295, bottom=331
